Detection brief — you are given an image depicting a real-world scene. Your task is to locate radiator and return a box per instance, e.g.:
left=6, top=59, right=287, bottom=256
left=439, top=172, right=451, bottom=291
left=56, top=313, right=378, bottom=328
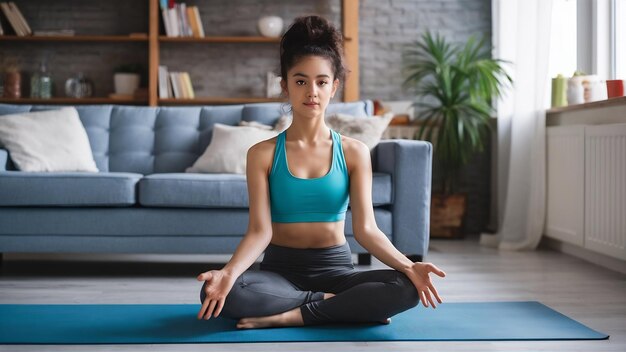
left=584, top=124, right=626, bottom=260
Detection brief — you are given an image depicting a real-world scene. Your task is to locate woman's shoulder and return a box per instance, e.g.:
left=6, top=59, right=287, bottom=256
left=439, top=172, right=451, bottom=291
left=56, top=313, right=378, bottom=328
left=247, top=135, right=280, bottom=172
left=338, top=134, right=370, bottom=172
left=339, top=134, right=369, bottom=156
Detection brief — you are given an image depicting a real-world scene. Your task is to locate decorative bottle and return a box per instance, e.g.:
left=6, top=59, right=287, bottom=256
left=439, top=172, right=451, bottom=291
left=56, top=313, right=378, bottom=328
left=30, top=69, right=40, bottom=98
left=38, top=62, right=52, bottom=99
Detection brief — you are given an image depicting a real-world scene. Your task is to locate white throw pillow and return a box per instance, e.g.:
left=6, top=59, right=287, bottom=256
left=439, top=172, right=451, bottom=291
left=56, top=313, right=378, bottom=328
left=186, top=123, right=278, bottom=174
left=326, top=112, right=393, bottom=149
left=239, top=120, right=274, bottom=130
left=273, top=112, right=393, bottom=149
left=0, top=107, right=98, bottom=172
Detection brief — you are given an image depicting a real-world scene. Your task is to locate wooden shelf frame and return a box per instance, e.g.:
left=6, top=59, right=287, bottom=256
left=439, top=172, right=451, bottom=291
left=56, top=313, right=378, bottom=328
left=2, top=0, right=359, bottom=106
left=149, top=0, right=360, bottom=106
left=158, top=36, right=281, bottom=43
left=0, top=35, right=148, bottom=42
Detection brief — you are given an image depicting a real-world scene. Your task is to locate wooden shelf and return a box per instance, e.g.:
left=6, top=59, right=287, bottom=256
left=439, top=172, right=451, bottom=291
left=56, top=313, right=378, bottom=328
left=159, top=97, right=284, bottom=105
left=0, top=35, right=148, bottom=42
left=0, top=97, right=148, bottom=105
left=159, top=36, right=281, bottom=43
left=547, top=96, right=626, bottom=115
left=1, top=0, right=359, bottom=107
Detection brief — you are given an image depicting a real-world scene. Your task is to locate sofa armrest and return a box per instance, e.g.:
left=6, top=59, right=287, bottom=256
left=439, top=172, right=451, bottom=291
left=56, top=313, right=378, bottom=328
left=373, top=140, right=433, bottom=259
left=0, top=148, right=8, bottom=172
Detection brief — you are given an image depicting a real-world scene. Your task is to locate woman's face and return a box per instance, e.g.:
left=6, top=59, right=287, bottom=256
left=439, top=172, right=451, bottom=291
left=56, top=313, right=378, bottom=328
left=282, top=55, right=339, bottom=119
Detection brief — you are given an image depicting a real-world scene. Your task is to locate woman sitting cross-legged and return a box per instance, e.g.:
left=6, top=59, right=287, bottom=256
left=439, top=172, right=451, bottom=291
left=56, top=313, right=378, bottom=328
left=197, top=15, right=446, bottom=329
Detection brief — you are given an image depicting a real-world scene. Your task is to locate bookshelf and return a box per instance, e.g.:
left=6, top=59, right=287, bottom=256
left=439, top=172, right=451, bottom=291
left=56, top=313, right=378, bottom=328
left=0, top=0, right=360, bottom=106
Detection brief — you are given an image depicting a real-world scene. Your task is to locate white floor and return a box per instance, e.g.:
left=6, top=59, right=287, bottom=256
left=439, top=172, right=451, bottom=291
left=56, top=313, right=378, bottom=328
left=1, top=235, right=625, bottom=352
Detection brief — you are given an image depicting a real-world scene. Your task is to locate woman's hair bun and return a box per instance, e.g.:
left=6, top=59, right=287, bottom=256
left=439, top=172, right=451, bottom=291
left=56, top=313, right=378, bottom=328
left=281, top=16, right=342, bottom=55
left=280, top=15, right=347, bottom=82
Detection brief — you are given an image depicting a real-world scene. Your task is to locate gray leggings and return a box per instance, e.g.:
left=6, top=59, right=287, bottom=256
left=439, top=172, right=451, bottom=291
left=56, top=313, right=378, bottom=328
left=199, top=241, right=420, bottom=325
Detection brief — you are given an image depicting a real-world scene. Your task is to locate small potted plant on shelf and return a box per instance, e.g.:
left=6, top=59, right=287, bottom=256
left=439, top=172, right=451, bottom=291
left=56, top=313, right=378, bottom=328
left=112, top=63, right=143, bottom=98
left=403, top=31, right=512, bottom=238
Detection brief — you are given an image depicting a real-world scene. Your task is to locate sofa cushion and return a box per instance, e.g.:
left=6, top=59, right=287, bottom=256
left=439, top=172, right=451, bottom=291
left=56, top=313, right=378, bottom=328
left=138, top=172, right=392, bottom=208
left=371, top=172, right=392, bottom=206
left=0, top=107, right=99, bottom=172
left=0, top=171, right=142, bottom=206
left=139, top=173, right=249, bottom=208
left=186, top=123, right=278, bottom=174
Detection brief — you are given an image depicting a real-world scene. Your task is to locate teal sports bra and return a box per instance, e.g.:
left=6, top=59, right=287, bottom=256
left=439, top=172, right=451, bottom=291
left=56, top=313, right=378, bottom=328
left=269, top=129, right=350, bottom=223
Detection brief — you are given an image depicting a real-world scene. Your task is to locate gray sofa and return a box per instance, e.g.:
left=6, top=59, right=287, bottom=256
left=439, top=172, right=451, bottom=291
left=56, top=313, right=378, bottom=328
left=0, top=101, right=432, bottom=264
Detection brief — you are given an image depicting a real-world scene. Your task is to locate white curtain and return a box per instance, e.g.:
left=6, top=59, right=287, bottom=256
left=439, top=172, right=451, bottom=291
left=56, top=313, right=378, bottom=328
left=480, top=0, right=554, bottom=250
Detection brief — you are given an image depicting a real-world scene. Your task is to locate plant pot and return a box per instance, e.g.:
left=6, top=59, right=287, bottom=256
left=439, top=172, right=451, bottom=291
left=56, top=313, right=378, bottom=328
left=430, top=193, right=467, bottom=238
left=113, top=73, right=140, bottom=95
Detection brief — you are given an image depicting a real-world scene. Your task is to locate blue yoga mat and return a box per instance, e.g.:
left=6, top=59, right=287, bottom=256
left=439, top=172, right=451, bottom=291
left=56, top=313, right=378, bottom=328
left=0, top=301, right=608, bottom=344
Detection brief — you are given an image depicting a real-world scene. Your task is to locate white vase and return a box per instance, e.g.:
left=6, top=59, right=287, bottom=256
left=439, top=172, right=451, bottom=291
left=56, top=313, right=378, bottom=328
left=114, top=73, right=140, bottom=95
left=257, top=16, right=283, bottom=38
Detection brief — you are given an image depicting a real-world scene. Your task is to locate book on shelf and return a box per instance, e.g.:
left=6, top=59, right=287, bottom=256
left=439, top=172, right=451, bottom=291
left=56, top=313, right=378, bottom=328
left=158, top=65, right=172, bottom=99
left=0, top=2, right=31, bottom=36
left=9, top=2, right=30, bottom=35
left=188, top=6, right=204, bottom=38
left=166, top=71, right=195, bottom=99
left=181, top=72, right=195, bottom=99
left=170, top=72, right=181, bottom=98
left=161, top=2, right=204, bottom=38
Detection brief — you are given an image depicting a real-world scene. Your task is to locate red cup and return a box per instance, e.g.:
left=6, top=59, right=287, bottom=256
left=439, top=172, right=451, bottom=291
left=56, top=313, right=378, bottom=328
left=606, top=80, right=624, bottom=98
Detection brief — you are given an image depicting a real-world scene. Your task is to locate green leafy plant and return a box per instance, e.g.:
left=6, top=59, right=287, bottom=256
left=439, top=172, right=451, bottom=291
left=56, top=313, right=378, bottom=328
left=403, top=31, right=512, bottom=195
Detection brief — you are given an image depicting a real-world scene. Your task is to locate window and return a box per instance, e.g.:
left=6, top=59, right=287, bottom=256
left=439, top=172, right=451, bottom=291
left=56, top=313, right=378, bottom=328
left=551, top=0, right=623, bottom=80
left=548, top=0, right=578, bottom=79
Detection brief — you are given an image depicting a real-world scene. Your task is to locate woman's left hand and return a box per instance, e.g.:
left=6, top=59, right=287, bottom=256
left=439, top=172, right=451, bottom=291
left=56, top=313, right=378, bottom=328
left=403, top=262, right=446, bottom=308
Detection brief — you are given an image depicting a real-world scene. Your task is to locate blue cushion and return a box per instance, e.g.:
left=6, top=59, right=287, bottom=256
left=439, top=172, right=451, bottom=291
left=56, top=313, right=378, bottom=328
left=241, top=103, right=285, bottom=126
left=371, top=172, right=392, bottom=205
left=139, top=173, right=248, bottom=208
left=326, top=101, right=372, bottom=117
left=0, top=171, right=142, bottom=206
left=108, top=106, right=158, bottom=174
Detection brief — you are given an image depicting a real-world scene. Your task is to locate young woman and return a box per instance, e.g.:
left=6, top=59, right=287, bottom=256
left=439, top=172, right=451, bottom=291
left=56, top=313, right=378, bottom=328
left=196, top=15, right=446, bottom=329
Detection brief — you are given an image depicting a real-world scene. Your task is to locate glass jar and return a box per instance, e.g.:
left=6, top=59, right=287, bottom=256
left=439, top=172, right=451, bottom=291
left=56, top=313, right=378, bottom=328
left=3, top=71, right=21, bottom=99
left=65, top=73, right=94, bottom=98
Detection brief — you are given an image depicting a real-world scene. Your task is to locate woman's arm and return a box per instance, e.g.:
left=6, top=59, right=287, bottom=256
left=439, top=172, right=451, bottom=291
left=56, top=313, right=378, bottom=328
left=222, top=142, right=274, bottom=278
left=197, top=141, right=274, bottom=319
left=347, top=140, right=414, bottom=272
left=347, top=139, right=446, bottom=308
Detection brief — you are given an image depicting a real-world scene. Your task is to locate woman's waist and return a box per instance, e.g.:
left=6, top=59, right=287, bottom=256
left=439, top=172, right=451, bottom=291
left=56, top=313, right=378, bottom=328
left=261, top=240, right=354, bottom=271
left=270, top=221, right=345, bottom=248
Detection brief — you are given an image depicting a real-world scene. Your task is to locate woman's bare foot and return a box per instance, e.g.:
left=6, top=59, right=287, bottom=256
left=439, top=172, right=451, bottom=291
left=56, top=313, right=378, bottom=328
left=236, top=293, right=336, bottom=329
left=237, top=307, right=304, bottom=329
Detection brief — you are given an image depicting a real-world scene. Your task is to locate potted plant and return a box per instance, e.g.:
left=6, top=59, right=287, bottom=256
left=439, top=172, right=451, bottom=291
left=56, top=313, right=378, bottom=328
left=113, top=63, right=143, bottom=96
left=403, top=31, right=512, bottom=238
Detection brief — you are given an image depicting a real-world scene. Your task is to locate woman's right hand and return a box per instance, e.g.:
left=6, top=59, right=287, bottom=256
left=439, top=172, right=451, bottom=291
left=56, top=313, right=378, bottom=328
left=196, top=270, right=235, bottom=320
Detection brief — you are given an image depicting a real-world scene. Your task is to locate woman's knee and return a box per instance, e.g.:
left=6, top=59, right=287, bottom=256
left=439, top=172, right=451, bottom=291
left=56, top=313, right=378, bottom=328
left=390, top=272, right=420, bottom=308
